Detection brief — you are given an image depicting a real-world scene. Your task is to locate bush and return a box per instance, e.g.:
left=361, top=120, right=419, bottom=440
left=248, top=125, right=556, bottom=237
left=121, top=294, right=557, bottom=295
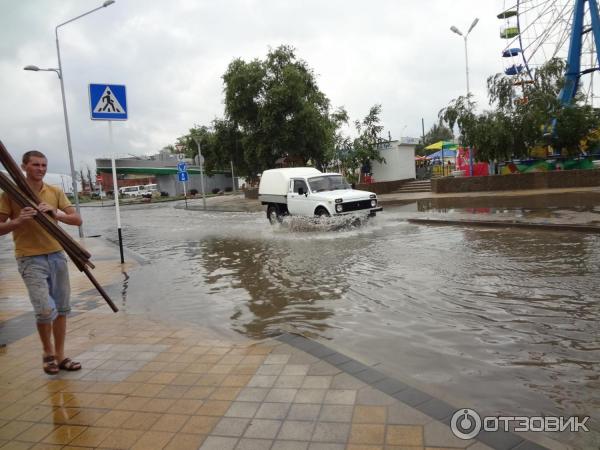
left=211, top=188, right=220, bottom=194
left=225, top=186, right=233, bottom=192
left=160, top=191, right=169, bottom=197
left=190, top=189, right=198, bottom=196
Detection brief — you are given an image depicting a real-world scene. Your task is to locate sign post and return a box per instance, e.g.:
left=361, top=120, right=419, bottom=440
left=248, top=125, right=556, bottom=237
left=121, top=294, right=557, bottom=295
left=89, top=83, right=128, bottom=264
left=192, top=138, right=207, bottom=210
left=177, top=161, right=188, bottom=209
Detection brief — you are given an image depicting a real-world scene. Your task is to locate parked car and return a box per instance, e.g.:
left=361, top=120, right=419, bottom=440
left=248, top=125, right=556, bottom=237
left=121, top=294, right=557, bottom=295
left=118, top=185, right=144, bottom=197
left=258, top=167, right=382, bottom=224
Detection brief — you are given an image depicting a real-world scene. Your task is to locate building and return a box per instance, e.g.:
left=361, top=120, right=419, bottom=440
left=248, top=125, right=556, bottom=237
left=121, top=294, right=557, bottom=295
left=95, top=150, right=237, bottom=196
left=369, top=138, right=417, bottom=182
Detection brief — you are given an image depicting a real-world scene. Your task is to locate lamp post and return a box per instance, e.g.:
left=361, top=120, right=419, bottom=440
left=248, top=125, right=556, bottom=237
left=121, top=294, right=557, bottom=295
left=451, top=17, right=478, bottom=177
left=450, top=17, right=479, bottom=97
left=24, top=0, right=116, bottom=238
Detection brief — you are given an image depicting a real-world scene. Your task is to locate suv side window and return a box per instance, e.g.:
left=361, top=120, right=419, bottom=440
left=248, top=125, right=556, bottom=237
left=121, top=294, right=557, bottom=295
left=293, top=179, right=308, bottom=194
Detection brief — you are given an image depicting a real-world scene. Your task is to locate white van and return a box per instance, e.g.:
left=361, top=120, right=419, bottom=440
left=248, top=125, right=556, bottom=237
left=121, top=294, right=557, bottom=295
left=258, top=167, right=382, bottom=223
left=140, top=184, right=158, bottom=198
left=119, top=185, right=144, bottom=197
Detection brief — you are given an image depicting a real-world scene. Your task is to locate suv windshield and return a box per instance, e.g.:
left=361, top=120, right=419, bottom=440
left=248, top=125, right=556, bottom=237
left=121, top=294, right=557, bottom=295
left=308, top=175, right=350, bottom=192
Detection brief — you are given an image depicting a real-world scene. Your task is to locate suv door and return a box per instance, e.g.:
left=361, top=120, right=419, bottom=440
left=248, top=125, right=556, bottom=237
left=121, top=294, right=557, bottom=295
left=287, top=179, right=312, bottom=215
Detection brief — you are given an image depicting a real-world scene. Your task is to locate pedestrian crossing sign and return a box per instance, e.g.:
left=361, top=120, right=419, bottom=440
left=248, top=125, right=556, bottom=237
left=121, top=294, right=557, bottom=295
left=89, top=84, right=128, bottom=120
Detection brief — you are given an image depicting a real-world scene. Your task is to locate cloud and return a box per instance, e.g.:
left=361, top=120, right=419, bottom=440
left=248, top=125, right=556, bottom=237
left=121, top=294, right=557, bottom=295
left=1, top=0, right=510, bottom=173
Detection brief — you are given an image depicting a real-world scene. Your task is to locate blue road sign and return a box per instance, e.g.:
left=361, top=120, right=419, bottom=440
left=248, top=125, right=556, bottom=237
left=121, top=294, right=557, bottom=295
left=178, top=171, right=189, bottom=182
left=89, top=84, right=127, bottom=120
left=177, top=162, right=187, bottom=172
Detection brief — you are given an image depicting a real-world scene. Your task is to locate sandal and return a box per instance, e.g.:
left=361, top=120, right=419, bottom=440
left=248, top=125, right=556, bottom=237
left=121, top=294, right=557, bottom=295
left=58, top=358, right=82, bottom=371
left=43, top=355, right=59, bottom=375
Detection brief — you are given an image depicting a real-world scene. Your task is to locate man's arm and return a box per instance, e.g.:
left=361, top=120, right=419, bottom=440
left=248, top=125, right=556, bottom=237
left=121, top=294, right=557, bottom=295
left=38, top=203, right=82, bottom=227
left=0, top=208, right=37, bottom=236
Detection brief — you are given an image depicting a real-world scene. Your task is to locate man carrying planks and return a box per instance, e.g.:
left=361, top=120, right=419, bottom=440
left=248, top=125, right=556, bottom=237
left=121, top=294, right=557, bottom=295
left=0, top=150, right=83, bottom=375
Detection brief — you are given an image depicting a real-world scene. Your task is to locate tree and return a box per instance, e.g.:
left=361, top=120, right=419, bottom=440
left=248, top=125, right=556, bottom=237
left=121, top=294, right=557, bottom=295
left=416, top=122, right=454, bottom=155
left=438, top=58, right=600, bottom=161
left=222, top=45, right=343, bottom=176
left=340, top=105, right=386, bottom=182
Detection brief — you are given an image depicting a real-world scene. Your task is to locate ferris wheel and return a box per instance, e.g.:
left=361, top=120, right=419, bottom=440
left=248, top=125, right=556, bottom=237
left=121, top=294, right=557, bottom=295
left=498, top=0, right=600, bottom=105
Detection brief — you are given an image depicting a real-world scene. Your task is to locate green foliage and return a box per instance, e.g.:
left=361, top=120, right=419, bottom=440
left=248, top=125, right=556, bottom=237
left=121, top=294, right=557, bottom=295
left=222, top=45, right=342, bottom=175
left=439, top=58, right=600, bottom=161
left=339, top=105, right=386, bottom=177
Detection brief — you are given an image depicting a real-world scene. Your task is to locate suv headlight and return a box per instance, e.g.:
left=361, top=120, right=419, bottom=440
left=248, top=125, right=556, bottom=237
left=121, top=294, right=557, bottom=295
left=335, top=204, right=343, bottom=213
left=371, top=199, right=377, bottom=207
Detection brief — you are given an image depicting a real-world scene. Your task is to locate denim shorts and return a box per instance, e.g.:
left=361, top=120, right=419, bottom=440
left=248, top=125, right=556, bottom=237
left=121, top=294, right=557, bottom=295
left=16, top=251, right=71, bottom=324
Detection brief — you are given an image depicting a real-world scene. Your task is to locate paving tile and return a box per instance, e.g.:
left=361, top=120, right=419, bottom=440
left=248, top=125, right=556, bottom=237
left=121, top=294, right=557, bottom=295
left=180, top=415, right=220, bottom=434
left=319, top=404, right=354, bottom=423
left=255, top=403, right=291, bottom=420
left=312, top=422, right=351, bottom=443
left=265, top=388, right=298, bottom=403
left=68, top=426, right=112, bottom=447
left=225, top=402, right=260, bottom=418
left=212, top=417, right=251, bottom=437
left=264, top=354, right=291, bottom=365
left=416, top=398, right=455, bottom=421
left=306, top=361, right=341, bottom=376
left=164, top=432, right=206, bottom=450
left=197, top=400, right=231, bottom=416
left=275, top=376, right=305, bottom=388
left=301, top=376, right=332, bottom=389
left=281, top=365, right=310, bottom=376
left=131, top=430, right=175, bottom=450
left=257, top=364, right=285, bottom=376
left=143, top=398, right=177, bottom=413
left=236, top=388, right=270, bottom=402
left=386, top=402, right=433, bottom=425
left=352, top=405, right=387, bottom=424
left=352, top=368, right=387, bottom=385
left=243, top=419, right=282, bottom=439
left=271, top=440, right=309, bottom=450
left=156, top=385, right=189, bottom=399
left=386, top=424, right=423, bottom=446
left=210, top=387, right=242, bottom=401
left=372, top=378, right=409, bottom=396
left=152, top=413, right=190, bottom=432
left=324, top=389, right=356, bottom=405
left=287, top=352, right=320, bottom=365
left=14, top=423, right=56, bottom=442
left=294, top=389, right=326, bottom=404
left=277, top=420, right=316, bottom=440
left=349, top=424, right=385, bottom=445
left=336, top=360, right=370, bottom=375
left=248, top=375, right=277, bottom=388
left=330, top=373, right=366, bottom=390
left=122, top=411, right=162, bottom=430
left=41, top=425, right=86, bottom=445
left=423, top=420, right=473, bottom=448
left=355, top=387, right=396, bottom=406
left=200, top=435, right=238, bottom=450
left=323, top=353, right=351, bottom=366
left=287, top=404, right=321, bottom=421
left=308, top=444, right=345, bottom=450
left=235, top=437, right=274, bottom=450
left=477, top=429, right=525, bottom=450
left=392, top=388, right=433, bottom=408
left=185, top=386, right=215, bottom=399
left=167, top=398, right=204, bottom=415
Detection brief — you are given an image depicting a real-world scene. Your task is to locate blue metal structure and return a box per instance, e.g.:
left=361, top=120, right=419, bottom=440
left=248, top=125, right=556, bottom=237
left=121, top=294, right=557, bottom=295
left=558, top=0, right=600, bottom=104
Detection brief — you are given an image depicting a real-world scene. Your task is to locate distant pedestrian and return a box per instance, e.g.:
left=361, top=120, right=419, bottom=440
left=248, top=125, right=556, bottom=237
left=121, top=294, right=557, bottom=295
left=0, top=150, right=83, bottom=375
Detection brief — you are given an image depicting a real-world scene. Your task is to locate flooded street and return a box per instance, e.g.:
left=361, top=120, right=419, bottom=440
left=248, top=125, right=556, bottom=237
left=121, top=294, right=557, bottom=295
left=74, top=200, right=600, bottom=437
left=3, top=198, right=598, bottom=446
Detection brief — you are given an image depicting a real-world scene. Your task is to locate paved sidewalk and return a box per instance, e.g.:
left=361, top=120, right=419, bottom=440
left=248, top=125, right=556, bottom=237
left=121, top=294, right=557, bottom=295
left=0, top=238, right=570, bottom=450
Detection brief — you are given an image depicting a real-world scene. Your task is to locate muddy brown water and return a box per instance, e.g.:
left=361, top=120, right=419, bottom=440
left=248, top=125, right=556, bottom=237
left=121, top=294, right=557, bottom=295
left=1, top=195, right=598, bottom=448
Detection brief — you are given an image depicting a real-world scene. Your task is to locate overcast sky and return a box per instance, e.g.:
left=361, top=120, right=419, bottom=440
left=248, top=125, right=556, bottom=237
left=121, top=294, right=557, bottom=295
left=1, top=0, right=506, bottom=175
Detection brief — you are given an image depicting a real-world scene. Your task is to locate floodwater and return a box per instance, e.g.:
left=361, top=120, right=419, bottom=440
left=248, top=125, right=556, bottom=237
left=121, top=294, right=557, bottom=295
left=9, top=196, right=600, bottom=447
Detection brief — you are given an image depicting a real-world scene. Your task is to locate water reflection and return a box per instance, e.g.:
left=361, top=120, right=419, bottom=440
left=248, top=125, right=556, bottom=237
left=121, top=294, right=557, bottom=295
left=200, top=234, right=378, bottom=338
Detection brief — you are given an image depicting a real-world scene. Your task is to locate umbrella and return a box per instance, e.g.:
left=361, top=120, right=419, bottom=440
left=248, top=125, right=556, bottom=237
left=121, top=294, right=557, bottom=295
left=425, top=149, right=457, bottom=160
left=424, top=140, right=458, bottom=151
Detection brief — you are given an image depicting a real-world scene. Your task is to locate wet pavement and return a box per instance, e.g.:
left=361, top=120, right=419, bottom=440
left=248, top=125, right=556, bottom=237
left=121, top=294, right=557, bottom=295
left=1, top=189, right=599, bottom=449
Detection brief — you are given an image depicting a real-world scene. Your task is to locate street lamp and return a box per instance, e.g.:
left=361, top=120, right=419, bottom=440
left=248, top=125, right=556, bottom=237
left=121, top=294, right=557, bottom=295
left=24, top=0, right=116, bottom=238
left=450, top=17, right=479, bottom=97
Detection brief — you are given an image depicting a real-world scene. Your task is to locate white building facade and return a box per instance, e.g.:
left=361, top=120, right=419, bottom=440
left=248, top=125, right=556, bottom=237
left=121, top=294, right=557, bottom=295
left=370, top=139, right=416, bottom=182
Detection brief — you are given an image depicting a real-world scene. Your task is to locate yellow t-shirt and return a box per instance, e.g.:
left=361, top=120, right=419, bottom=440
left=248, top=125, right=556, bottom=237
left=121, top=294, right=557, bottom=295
left=0, top=183, right=72, bottom=257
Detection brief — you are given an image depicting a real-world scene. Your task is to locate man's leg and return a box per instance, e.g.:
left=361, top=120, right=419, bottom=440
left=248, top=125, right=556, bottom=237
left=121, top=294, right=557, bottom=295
left=37, top=322, right=54, bottom=356
left=53, top=315, right=66, bottom=363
